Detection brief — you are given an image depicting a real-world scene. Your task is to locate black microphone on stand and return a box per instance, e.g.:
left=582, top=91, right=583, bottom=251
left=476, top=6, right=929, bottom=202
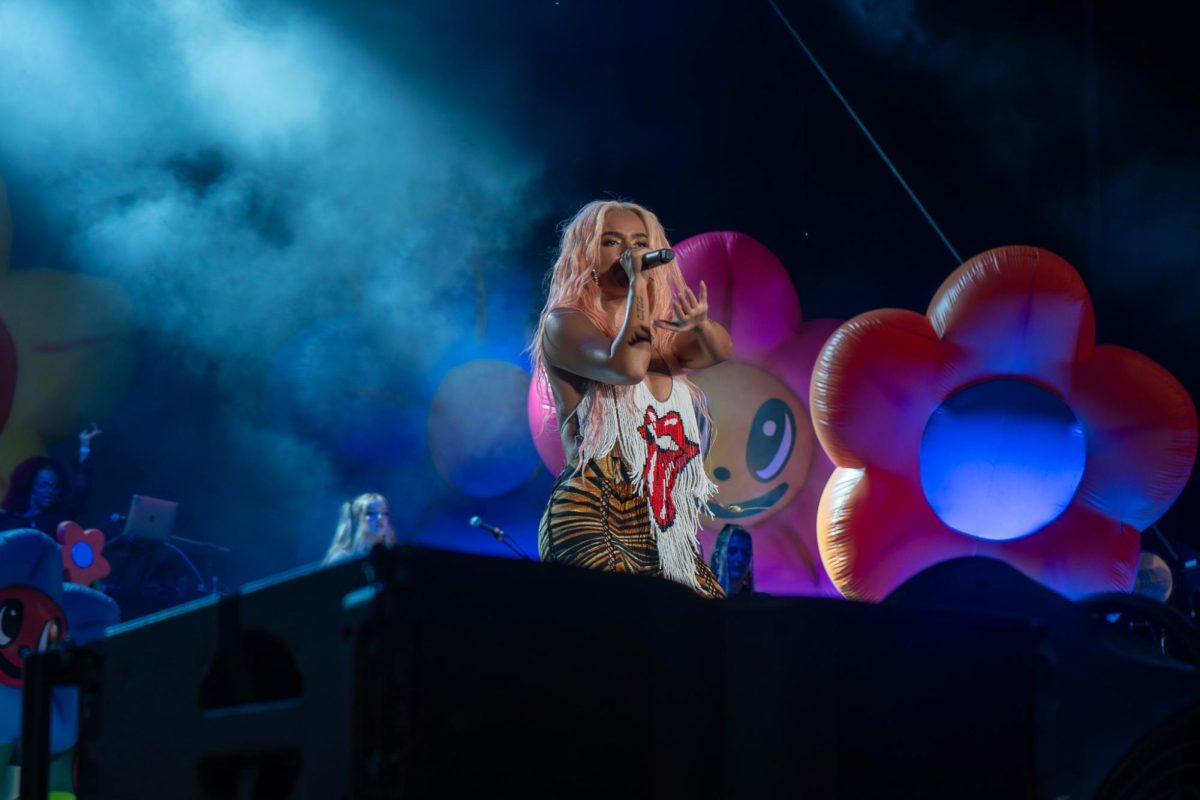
left=641, top=248, right=674, bottom=269
left=469, top=516, right=532, bottom=560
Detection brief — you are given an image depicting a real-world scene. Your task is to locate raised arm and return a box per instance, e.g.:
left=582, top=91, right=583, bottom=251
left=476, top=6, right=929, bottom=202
left=654, top=280, right=733, bottom=369
left=544, top=251, right=654, bottom=385
left=64, top=423, right=101, bottom=518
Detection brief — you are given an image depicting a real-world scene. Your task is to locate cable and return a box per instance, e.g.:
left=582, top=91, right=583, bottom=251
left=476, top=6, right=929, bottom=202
left=766, top=0, right=963, bottom=265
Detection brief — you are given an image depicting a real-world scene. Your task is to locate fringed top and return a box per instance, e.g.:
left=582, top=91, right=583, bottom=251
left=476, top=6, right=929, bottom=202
left=574, top=377, right=718, bottom=590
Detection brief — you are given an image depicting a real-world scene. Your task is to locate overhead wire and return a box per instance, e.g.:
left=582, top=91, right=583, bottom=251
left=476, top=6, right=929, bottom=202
left=766, top=0, right=963, bottom=265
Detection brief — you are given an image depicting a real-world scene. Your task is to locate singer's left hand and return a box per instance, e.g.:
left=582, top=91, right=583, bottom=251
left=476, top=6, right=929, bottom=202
left=653, top=280, right=709, bottom=332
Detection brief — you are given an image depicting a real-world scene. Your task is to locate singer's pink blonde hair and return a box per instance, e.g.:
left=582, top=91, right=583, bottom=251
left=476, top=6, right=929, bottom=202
left=530, top=200, right=712, bottom=466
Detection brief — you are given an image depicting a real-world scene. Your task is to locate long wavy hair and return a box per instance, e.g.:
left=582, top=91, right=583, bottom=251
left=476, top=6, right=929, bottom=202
left=530, top=199, right=712, bottom=464
left=323, top=492, right=394, bottom=565
left=710, top=524, right=755, bottom=595
left=2, top=457, right=69, bottom=514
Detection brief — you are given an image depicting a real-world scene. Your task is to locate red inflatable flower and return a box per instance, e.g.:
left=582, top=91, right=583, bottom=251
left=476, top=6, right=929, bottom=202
left=812, top=246, right=1197, bottom=601
left=56, top=521, right=111, bottom=586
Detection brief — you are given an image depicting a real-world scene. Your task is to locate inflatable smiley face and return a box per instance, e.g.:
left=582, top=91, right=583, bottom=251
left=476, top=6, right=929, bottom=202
left=675, top=232, right=843, bottom=596
left=693, top=361, right=813, bottom=524
left=0, top=584, right=66, bottom=689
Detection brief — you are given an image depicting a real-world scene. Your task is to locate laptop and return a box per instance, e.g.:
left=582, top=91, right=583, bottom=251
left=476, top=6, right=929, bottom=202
left=123, top=495, right=178, bottom=542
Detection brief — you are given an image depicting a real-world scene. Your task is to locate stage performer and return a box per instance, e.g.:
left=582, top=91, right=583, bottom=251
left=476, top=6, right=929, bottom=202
left=0, top=423, right=102, bottom=538
left=323, top=492, right=396, bottom=564
left=531, top=200, right=733, bottom=597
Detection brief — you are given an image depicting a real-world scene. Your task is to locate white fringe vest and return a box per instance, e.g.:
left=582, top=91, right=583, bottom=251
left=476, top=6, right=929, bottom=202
left=574, top=377, right=717, bottom=590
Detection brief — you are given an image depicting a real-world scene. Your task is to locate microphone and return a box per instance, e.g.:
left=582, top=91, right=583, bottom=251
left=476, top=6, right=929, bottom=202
left=469, top=515, right=505, bottom=540
left=641, top=248, right=674, bottom=269
left=469, top=516, right=533, bottom=561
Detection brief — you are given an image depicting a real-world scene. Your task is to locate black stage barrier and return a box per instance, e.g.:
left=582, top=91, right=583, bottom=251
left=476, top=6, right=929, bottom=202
left=22, top=547, right=1200, bottom=798
left=888, top=557, right=1200, bottom=799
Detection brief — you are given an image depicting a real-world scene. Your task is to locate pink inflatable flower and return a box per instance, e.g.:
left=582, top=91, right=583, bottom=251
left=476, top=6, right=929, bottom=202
left=811, top=246, right=1197, bottom=601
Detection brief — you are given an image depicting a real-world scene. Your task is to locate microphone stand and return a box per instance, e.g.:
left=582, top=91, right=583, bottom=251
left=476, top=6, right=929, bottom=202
left=475, top=522, right=533, bottom=561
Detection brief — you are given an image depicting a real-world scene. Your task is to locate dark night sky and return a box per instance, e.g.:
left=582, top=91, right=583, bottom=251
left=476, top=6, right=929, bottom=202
left=2, top=0, right=1197, bottom=582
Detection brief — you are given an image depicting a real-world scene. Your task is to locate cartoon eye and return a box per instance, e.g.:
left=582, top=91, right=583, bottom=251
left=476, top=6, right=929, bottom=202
left=0, top=599, right=23, bottom=648
left=746, top=399, right=796, bottom=483
left=37, top=617, right=63, bottom=653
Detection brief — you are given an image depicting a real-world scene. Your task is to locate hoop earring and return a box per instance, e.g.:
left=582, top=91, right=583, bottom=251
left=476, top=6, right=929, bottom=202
left=591, top=268, right=600, bottom=286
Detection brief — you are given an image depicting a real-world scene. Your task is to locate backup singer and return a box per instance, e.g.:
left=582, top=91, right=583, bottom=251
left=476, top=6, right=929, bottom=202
left=531, top=200, right=733, bottom=597
left=323, top=492, right=396, bottom=565
left=710, top=524, right=758, bottom=598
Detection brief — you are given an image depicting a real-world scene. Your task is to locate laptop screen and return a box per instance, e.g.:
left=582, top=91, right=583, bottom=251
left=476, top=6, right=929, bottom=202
left=123, top=495, right=178, bottom=542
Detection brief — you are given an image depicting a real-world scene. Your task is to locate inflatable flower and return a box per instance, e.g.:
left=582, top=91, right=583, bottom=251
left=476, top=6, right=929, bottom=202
left=528, top=231, right=842, bottom=595
left=57, top=521, right=111, bottom=586
left=0, top=177, right=137, bottom=488
left=811, top=246, right=1197, bottom=601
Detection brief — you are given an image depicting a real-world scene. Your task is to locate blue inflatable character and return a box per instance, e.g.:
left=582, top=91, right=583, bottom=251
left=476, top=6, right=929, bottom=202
left=0, top=530, right=119, bottom=796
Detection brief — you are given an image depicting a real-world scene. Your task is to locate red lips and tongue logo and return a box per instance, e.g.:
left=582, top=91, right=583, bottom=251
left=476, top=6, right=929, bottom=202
left=638, top=406, right=701, bottom=530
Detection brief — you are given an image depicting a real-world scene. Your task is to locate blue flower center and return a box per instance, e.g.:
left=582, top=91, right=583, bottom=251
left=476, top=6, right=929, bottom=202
left=71, top=541, right=95, bottom=569
left=919, top=378, right=1085, bottom=541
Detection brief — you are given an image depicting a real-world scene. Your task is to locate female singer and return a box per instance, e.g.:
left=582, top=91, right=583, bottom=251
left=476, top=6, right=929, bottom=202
left=531, top=200, right=732, bottom=597
left=323, top=492, right=396, bottom=564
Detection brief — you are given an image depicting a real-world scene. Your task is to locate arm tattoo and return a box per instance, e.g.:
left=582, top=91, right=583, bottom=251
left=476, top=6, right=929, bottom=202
left=635, top=295, right=645, bottom=321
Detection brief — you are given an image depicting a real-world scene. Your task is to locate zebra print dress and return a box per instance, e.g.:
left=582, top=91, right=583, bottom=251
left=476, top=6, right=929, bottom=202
left=538, top=379, right=724, bottom=599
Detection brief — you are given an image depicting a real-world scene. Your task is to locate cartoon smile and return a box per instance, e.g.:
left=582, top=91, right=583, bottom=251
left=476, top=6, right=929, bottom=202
left=709, top=482, right=790, bottom=519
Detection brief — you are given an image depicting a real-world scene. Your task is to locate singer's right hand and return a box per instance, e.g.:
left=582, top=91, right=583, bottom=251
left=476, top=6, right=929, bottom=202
left=619, top=245, right=649, bottom=283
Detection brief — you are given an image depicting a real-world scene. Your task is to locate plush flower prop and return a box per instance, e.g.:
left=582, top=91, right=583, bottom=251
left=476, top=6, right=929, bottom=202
left=811, top=246, right=1198, bottom=601
left=0, top=178, right=137, bottom=487
left=528, top=231, right=843, bottom=595
left=0, top=530, right=119, bottom=759
left=57, top=521, right=111, bottom=586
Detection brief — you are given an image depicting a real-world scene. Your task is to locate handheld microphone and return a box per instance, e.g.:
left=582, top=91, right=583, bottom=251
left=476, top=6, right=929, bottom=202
left=641, top=248, right=674, bottom=269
